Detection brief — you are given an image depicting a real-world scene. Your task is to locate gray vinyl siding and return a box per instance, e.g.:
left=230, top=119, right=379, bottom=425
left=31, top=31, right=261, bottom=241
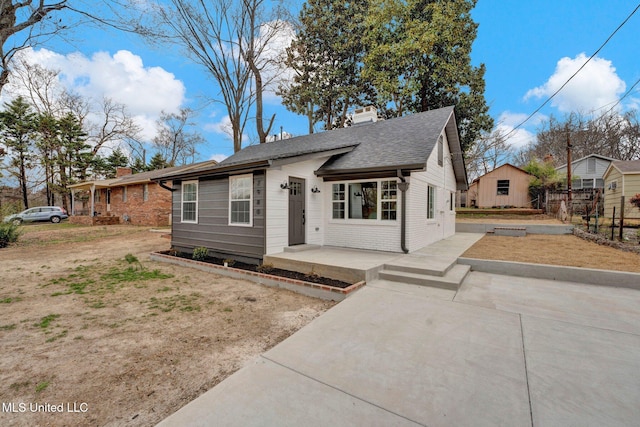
left=557, top=157, right=612, bottom=186
left=171, top=173, right=266, bottom=263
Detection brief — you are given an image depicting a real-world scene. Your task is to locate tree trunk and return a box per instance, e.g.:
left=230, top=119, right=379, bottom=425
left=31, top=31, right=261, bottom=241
left=19, top=154, right=28, bottom=209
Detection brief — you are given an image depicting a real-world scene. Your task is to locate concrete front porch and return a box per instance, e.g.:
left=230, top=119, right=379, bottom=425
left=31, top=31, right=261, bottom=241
left=263, top=233, right=485, bottom=287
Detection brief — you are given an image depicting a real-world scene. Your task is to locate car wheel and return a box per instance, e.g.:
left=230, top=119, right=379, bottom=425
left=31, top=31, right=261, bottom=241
left=50, top=216, right=61, bottom=223
left=12, top=218, right=22, bottom=226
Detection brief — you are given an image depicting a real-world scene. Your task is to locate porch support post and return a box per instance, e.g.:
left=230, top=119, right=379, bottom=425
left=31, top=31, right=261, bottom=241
left=71, top=191, right=75, bottom=215
left=90, top=185, right=95, bottom=216
left=397, top=170, right=409, bottom=254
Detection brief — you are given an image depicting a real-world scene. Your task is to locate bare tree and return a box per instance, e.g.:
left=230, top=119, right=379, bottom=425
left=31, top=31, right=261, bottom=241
left=84, top=97, right=141, bottom=157
left=0, top=0, right=69, bottom=93
left=239, top=0, right=290, bottom=143
left=152, top=108, right=204, bottom=166
left=528, top=110, right=640, bottom=164
left=465, top=128, right=513, bottom=182
left=133, top=0, right=289, bottom=151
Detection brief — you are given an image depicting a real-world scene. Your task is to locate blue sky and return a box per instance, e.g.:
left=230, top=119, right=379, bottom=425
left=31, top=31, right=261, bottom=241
left=4, top=0, right=640, bottom=162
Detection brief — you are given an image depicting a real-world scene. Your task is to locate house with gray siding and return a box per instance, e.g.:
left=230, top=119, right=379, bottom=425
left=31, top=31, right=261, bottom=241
left=555, top=154, right=616, bottom=190
left=155, top=106, right=467, bottom=264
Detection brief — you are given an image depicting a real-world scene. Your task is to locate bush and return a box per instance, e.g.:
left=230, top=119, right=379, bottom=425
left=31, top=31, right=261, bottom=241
left=192, top=247, right=208, bottom=261
left=0, top=223, right=22, bottom=248
left=256, top=263, right=274, bottom=274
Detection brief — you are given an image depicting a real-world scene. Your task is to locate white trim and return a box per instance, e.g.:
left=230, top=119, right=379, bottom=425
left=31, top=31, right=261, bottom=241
left=329, top=178, right=398, bottom=223
left=181, top=180, right=198, bottom=223
left=427, top=184, right=436, bottom=219
left=229, top=174, right=253, bottom=227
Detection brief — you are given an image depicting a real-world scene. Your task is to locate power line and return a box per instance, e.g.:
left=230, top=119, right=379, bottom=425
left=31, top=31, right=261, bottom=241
left=601, top=75, right=640, bottom=117
left=503, top=2, right=640, bottom=141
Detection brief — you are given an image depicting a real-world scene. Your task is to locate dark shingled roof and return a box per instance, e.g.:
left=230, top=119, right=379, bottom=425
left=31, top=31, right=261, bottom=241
left=316, top=106, right=455, bottom=174
left=155, top=106, right=466, bottom=187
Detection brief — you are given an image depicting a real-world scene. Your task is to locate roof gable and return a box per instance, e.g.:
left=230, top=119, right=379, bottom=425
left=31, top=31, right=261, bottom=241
left=605, top=160, right=640, bottom=177
left=556, top=153, right=617, bottom=170
left=473, top=163, right=532, bottom=182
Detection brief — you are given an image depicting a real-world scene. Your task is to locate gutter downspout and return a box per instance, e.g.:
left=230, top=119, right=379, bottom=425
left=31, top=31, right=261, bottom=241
left=397, top=170, right=409, bottom=253
left=158, top=180, right=174, bottom=192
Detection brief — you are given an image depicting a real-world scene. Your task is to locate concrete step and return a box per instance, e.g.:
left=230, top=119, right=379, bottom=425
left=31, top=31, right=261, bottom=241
left=378, top=264, right=471, bottom=291
left=382, top=258, right=457, bottom=277
left=283, top=244, right=322, bottom=253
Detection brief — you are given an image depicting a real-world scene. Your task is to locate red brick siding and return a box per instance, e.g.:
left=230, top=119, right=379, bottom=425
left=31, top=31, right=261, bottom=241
left=106, top=183, right=172, bottom=226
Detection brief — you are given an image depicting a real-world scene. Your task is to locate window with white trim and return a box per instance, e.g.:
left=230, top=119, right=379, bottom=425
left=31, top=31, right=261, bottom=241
left=427, top=185, right=435, bottom=219
left=381, top=180, right=397, bottom=220
left=181, top=181, right=198, bottom=223
left=331, top=179, right=397, bottom=221
left=332, top=184, right=345, bottom=219
left=123, top=186, right=127, bottom=202
left=229, top=175, right=252, bottom=225
left=437, top=135, right=444, bottom=166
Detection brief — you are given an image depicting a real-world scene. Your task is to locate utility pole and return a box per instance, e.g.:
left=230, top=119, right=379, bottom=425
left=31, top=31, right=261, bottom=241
left=566, top=127, right=573, bottom=217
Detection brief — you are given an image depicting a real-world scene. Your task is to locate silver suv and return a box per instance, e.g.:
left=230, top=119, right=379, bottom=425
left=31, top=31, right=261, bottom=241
left=3, top=206, right=69, bottom=225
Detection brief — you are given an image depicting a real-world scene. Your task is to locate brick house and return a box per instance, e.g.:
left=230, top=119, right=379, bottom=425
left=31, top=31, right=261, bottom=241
left=68, top=162, right=217, bottom=226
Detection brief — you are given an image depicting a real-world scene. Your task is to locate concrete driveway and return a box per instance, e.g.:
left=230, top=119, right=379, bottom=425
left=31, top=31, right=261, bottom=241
left=158, top=273, right=640, bottom=427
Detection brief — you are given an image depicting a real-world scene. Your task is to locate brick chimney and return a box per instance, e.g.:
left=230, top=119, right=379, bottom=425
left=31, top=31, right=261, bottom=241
left=116, top=167, right=133, bottom=177
left=543, top=154, right=554, bottom=165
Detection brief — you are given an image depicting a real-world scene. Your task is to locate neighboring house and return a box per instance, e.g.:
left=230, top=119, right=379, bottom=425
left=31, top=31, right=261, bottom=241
left=603, top=160, right=640, bottom=220
left=467, top=164, right=533, bottom=208
left=555, top=154, right=616, bottom=190
left=68, top=162, right=217, bottom=226
left=155, top=106, right=467, bottom=264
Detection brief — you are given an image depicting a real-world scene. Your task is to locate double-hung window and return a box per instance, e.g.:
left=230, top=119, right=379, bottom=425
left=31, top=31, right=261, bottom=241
left=332, top=184, right=345, bottom=219
left=381, top=181, right=397, bottom=220
left=497, top=180, right=510, bottom=195
left=229, top=175, right=252, bottom=225
left=427, top=185, right=435, bottom=219
left=181, top=181, right=198, bottom=223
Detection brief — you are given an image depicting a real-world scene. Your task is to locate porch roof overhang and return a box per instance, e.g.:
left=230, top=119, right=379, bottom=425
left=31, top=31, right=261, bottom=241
left=315, top=164, right=425, bottom=181
left=67, top=179, right=120, bottom=191
left=153, top=160, right=272, bottom=182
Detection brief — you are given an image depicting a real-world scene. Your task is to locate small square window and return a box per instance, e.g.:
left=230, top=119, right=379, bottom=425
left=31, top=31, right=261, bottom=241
left=497, top=180, right=510, bottom=196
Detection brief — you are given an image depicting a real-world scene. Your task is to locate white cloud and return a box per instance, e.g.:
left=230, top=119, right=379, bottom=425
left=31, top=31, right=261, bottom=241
left=496, top=111, right=541, bottom=148
left=257, top=20, right=296, bottom=103
left=10, top=48, right=186, bottom=141
left=524, top=53, right=626, bottom=114
left=203, top=113, right=250, bottom=146
left=209, top=153, right=228, bottom=162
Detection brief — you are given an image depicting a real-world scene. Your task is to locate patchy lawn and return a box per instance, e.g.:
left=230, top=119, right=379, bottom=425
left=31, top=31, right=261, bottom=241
left=0, top=225, right=334, bottom=426
left=462, top=234, right=640, bottom=273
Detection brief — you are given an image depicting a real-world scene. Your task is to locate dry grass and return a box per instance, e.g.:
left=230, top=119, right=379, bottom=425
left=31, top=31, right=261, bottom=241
left=462, top=234, right=640, bottom=273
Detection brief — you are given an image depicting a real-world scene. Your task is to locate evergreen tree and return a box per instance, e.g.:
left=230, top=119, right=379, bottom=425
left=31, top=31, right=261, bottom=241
left=0, top=97, right=37, bottom=208
left=281, top=0, right=493, bottom=151
left=363, top=0, right=492, bottom=151
left=147, top=152, right=169, bottom=170
left=56, top=113, right=90, bottom=211
left=281, top=0, right=373, bottom=131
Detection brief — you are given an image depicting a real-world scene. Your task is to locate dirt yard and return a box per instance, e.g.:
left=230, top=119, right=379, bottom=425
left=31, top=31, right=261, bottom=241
left=0, top=225, right=335, bottom=427
left=462, top=234, right=640, bottom=273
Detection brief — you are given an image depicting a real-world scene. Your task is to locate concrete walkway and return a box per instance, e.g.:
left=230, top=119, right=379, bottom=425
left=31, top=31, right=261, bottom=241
left=158, top=238, right=640, bottom=426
